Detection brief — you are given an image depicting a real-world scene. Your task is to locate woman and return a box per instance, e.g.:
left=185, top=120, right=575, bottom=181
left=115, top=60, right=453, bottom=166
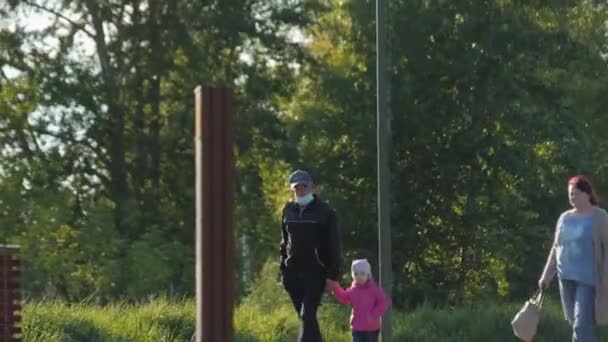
left=539, top=175, right=608, bottom=341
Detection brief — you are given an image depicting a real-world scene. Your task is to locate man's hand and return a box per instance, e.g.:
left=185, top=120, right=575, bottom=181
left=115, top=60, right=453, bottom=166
left=325, top=279, right=338, bottom=292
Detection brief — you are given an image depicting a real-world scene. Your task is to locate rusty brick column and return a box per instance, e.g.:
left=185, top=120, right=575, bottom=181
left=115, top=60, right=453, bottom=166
left=0, top=245, right=21, bottom=342
left=194, top=86, right=235, bottom=342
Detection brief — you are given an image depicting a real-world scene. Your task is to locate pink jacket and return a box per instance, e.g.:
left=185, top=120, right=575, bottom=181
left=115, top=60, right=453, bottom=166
left=331, top=279, right=390, bottom=331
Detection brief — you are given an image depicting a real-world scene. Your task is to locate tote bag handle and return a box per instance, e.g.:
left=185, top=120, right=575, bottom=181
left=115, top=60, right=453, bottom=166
left=530, top=288, right=543, bottom=307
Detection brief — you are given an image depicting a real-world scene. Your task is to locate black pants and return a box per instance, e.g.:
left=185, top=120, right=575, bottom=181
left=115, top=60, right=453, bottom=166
left=352, top=330, right=379, bottom=342
left=282, top=266, right=326, bottom=342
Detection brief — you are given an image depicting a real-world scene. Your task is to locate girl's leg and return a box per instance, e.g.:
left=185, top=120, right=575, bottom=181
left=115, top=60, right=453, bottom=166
left=366, top=330, right=380, bottom=342
left=352, top=331, right=365, bottom=342
left=352, top=330, right=379, bottom=342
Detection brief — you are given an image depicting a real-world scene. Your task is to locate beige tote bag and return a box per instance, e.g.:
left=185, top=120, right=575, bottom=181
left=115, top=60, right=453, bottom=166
left=511, top=289, right=543, bottom=342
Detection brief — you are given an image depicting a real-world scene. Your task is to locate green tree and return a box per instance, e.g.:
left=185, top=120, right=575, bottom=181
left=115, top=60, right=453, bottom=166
left=279, top=0, right=608, bottom=308
left=0, top=0, right=325, bottom=299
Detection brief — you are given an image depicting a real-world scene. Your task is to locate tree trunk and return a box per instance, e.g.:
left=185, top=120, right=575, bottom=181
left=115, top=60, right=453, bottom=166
left=85, top=0, right=129, bottom=295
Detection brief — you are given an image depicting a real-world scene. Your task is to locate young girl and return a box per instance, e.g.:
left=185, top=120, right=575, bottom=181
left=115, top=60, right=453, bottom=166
left=329, top=259, right=389, bottom=342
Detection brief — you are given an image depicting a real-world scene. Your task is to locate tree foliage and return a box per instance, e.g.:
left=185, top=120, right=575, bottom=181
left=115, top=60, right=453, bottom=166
left=1, top=0, right=608, bottom=309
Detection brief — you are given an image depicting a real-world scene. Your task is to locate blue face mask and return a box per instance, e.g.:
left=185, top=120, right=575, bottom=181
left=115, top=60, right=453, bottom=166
left=295, top=193, right=314, bottom=206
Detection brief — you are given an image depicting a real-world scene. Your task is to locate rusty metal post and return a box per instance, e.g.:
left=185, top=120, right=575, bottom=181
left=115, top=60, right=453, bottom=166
left=0, top=245, right=21, bottom=342
left=194, top=86, right=235, bottom=342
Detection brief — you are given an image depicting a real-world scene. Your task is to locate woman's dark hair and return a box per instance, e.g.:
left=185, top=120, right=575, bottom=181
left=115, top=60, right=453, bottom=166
left=568, top=175, right=599, bottom=206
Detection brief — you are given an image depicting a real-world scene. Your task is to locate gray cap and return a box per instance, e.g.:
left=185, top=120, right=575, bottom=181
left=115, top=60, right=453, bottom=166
left=288, top=170, right=313, bottom=188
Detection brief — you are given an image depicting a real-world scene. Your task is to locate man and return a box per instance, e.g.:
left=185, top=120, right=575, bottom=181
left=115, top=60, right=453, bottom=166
left=280, top=169, right=342, bottom=342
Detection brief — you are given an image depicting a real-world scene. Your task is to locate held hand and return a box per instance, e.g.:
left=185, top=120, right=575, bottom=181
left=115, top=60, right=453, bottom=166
left=325, top=279, right=338, bottom=292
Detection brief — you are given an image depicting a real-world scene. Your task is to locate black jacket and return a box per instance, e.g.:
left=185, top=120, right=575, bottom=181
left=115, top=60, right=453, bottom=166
left=280, top=195, right=342, bottom=280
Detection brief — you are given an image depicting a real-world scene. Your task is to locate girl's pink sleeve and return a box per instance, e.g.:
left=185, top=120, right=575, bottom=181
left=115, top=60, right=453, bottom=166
left=331, top=285, right=351, bottom=305
left=370, top=285, right=390, bottom=318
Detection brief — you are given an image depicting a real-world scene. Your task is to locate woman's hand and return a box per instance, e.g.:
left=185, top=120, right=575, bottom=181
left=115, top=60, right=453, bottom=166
left=538, top=276, right=550, bottom=290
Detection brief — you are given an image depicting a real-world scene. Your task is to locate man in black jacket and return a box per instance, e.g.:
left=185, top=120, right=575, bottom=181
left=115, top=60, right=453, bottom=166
left=280, top=169, right=342, bottom=342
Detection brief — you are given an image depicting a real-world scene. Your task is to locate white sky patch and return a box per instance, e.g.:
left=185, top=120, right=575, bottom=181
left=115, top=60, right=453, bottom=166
left=2, top=66, right=21, bottom=79
left=2, top=3, right=98, bottom=79
left=287, top=27, right=311, bottom=44
left=239, top=51, right=254, bottom=66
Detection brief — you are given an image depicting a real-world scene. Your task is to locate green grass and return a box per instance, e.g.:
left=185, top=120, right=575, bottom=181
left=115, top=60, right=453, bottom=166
left=23, top=297, right=195, bottom=341
left=18, top=294, right=608, bottom=341
left=236, top=290, right=608, bottom=342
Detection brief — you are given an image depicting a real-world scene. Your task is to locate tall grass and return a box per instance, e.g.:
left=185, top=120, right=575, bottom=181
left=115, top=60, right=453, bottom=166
left=236, top=293, right=608, bottom=342
left=23, top=297, right=195, bottom=341
left=19, top=293, right=608, bottom=341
